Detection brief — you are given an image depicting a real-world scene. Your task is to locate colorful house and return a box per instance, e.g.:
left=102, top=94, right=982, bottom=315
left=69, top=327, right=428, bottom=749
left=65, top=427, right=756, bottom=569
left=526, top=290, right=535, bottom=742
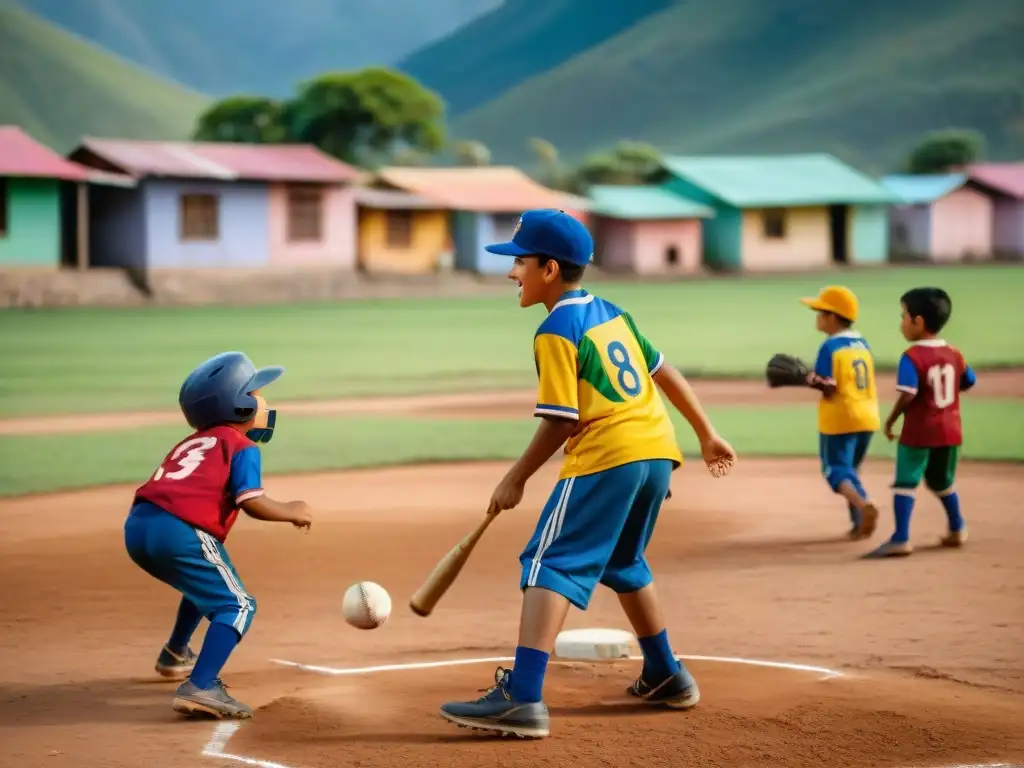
left=586, top=185, right=714, bottom=274
left=369, top=167, right=585, bottom=274
left=968, top=163, right=1024, bottom=258
left=353, top=185, right=453, bottom=274
left=881, top=174, right=994, bottom=261
left=67, top=138, right=360, bottom=269
left=0, top=126, right=132, bottom=269
left=661, top=154, right=896, bottom=271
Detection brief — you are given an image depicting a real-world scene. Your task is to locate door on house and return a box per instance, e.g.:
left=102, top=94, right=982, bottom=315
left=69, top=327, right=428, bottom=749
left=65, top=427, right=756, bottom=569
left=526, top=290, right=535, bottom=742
left=665, top=245, right=679, bottom=267
left=828, top=205, right=849, bottom=264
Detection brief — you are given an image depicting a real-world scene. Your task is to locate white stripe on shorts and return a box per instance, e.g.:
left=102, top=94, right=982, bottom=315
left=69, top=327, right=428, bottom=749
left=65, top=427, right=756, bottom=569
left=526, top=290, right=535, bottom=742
left=196, top=529, right=254, bottom=634
left=527, top=476, right=575, bottom=588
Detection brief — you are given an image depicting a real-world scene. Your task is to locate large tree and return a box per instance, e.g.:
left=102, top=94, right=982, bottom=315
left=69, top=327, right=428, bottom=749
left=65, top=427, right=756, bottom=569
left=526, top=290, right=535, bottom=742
left=192, top=96, right=286, bottom=143
left=905, top=129, right=984, bottom=174
left=283, top=67, right=446, bottom=166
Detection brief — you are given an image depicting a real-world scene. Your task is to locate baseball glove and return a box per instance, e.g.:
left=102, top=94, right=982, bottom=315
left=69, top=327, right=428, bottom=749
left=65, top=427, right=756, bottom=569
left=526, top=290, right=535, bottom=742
left=765, top=353, right=811, bottom=388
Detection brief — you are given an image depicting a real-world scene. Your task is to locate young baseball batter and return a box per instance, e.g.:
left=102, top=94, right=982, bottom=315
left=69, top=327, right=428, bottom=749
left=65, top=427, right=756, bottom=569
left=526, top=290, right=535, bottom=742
left=866, top=287, right=975, bottom=558
left=438, top=209, right=736, bottom=739
left=125, top=351, right=313, bottom=719
left=801, top=286, right=881, bottom=539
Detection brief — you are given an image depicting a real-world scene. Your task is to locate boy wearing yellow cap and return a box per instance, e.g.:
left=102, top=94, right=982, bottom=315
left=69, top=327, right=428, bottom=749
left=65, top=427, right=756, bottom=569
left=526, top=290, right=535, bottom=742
left=801, top=286, right=881, bottom=539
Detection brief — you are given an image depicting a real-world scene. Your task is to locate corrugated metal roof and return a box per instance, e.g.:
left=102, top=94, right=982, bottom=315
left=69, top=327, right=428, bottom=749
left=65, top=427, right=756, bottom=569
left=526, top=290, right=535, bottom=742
left=588, top=185, right=714, bottom=220
left=374, top=166, right=584, bottom=213
left=354, top=186, right=441, bottom=210
left=74, top=138, right=360, bottom=183
left=969, top=162, right=1024, bottom=199
left=0, top=125, right=89, bottom=180
left=662, top=153, right=896, bottom=207
left=881, top=174, right=966, bottom=204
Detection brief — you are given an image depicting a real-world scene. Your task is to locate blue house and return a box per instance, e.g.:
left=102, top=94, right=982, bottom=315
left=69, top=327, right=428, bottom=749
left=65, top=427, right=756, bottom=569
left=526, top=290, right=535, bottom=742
left=661, top=154, right=897, bottom=271
left=372, top=166, right=587, bottom=274
left=67, top=138, right=360, bottom=269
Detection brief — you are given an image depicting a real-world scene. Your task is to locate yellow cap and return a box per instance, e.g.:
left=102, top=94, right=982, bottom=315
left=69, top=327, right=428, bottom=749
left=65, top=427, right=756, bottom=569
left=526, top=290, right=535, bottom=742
left=800, top=285, right=859, bottom=322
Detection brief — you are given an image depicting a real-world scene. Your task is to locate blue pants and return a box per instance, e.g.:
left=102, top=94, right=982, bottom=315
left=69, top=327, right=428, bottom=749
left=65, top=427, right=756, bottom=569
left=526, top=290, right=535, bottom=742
left=124, top=502, right=257, bottom=636
left=520, top=459, right=673, bottom=611
left=819, top=431, right=873, bottom=495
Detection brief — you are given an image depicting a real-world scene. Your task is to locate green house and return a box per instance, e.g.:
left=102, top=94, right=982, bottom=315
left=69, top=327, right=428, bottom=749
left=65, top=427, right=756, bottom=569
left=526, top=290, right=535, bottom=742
left=0, top=125, right=92, bottom=268
left=661, top=154, right=897, bottom=272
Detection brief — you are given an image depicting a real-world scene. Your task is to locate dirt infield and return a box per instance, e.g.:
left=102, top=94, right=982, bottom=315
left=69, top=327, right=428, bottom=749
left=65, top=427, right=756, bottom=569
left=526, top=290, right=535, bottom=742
left=2, top=458, right=1023, bottom=768
left=2, top=369, right=1022, bottom=435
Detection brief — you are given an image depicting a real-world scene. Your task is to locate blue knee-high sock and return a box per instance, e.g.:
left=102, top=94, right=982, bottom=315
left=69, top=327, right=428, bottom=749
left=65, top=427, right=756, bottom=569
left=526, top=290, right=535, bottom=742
left=638, top=629, right=681, bottom=682
left=190, top=622, right=241, bottom=689
left=167, top=598, right=204, bottom=653
left=939, top=492, right=964, bottom=532
left=893, top=493, right=914, bottom=542
left=508, top=646, right=549, bottom=703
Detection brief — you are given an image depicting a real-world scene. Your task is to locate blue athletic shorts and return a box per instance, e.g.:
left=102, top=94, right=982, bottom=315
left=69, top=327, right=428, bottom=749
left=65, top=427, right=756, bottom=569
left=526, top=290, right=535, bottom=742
left=519, top=459, right=673, bottom=610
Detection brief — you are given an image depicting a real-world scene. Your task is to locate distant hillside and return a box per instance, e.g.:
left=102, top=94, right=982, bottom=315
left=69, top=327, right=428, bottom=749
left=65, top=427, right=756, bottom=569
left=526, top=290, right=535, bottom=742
left=0, top=3, right=209, bottom=152
left=12, top=0, right=501, bottom=98
left=450, top=0, right=1024, bottom=172
left=399, top=0, right=672, bottom=116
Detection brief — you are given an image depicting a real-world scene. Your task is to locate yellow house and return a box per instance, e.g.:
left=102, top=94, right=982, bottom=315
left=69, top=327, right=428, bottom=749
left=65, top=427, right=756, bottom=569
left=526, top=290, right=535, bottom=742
left=354, top=186, right=452, bottom=274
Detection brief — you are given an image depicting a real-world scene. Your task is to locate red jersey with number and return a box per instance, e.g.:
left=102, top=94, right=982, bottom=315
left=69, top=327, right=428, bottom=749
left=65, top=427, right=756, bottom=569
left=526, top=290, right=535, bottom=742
left=133, top=425, right=264, bottom=542
left=896, top=341, right=966, bottom=448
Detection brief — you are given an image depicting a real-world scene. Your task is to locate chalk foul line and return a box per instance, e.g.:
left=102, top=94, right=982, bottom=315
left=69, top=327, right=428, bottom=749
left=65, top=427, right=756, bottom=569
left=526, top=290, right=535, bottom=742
left=201, top=654, right=1015, bottom=768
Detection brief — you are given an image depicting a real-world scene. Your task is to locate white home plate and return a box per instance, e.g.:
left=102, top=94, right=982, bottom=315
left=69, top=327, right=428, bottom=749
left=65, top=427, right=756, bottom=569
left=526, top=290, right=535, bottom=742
left=554, top=627, right=637, bottom=660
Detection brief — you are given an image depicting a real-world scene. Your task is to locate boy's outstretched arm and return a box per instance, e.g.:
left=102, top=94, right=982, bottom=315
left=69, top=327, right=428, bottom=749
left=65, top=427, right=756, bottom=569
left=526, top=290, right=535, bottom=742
left=241, top=496, right=313, bottom=529
left=653, top=363, right=735, bottom=475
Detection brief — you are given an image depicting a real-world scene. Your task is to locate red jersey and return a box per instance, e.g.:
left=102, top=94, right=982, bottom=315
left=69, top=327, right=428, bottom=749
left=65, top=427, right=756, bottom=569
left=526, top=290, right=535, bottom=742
left=134, top=425, right=264, bottom=542
left=895, top=340, right=968, bottom=448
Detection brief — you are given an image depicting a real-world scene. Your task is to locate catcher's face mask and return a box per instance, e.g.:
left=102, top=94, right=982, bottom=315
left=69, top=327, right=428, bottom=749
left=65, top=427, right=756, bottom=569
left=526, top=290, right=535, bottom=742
left=245, top=392, right=277, bottom=444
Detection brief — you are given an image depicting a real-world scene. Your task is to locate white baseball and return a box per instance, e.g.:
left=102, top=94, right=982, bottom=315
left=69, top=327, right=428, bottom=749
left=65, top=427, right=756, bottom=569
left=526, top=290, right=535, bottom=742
left=342, top=581, right=391, bottom=630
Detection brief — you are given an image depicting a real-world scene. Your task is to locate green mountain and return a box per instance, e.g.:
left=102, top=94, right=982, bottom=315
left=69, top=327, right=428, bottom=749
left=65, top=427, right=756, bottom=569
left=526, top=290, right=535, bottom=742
left=449, top=0, right=1024, bottom=172
left=12, top=0, right=500, bottom=98
left=0, top=3, right=209, bottom=152
left=399, top=0, right=673, bottom=116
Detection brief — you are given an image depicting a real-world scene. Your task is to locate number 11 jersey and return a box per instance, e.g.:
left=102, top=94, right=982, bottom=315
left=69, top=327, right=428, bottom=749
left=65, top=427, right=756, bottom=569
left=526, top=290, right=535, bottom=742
left=134, top=426, right=265, bottom=542
left=896, top=340, right=974, bottom=448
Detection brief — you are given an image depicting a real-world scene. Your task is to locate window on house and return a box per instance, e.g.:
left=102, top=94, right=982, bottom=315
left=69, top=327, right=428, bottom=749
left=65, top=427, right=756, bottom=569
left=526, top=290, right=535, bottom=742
left=386, top=209, right=413, bottom=248
left=762, top=209, right=787, bottom=239
left=287, top=185, right=324, bottom=242
left=0, top=178, right=8, bottom=237
left=179, top=194, right=220, bottom=241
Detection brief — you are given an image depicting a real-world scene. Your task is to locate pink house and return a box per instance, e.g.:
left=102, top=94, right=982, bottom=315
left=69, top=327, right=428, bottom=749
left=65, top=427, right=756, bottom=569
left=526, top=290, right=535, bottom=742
left=586, top=185, right=714, bottom=275
left=968, top=163, right=1024, bottom=258
left=882, top=174, right=995, bottom=261
left=68, top=138, right=360, bottom=270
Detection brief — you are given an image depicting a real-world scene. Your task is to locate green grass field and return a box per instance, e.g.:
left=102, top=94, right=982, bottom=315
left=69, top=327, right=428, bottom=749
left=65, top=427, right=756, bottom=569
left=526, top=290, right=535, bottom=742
left=2, top=266, right=1022, bottom=419
left=0, top=399, right=1019, bottom=497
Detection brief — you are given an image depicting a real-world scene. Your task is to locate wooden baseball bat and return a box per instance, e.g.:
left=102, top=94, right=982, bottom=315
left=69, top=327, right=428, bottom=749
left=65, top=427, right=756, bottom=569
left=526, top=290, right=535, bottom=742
left=409, top=512, right=498, bottom=617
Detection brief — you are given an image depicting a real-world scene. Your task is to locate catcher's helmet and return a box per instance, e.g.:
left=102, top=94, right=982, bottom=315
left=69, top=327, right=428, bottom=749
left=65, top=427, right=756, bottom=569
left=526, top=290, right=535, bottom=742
left=178, top=351, right=284, bottom=431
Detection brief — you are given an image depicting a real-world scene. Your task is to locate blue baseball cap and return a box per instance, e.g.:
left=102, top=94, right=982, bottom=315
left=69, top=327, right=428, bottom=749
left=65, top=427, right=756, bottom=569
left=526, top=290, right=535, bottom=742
left=485, top=209, right=594, bottom=267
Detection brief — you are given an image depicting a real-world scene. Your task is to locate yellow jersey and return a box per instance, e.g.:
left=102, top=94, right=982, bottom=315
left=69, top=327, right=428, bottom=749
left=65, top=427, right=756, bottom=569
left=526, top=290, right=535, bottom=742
left=532, top=289, right=683, bottom=479
left=813, top=330, right=880, bottom=435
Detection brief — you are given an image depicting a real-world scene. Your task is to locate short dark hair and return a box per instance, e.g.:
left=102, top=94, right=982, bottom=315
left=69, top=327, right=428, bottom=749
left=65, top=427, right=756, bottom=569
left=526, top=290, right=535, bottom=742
left=901, top=287, right=952, bottom=333
left=538, top=256, right=586, bottom=284
left=824, top=311, right=853, bottom=328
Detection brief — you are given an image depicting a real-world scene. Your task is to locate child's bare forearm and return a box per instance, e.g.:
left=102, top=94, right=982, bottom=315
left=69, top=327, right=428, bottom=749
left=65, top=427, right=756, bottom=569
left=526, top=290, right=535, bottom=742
left=506, top=416, right=577, bottom=484
left=241, top=495, right=299, bottom=523
left=807, top=374, right=836, bottom=398
left=885, top=392, right=915, bottom=430
left=653, top=363, right=715, bottom=442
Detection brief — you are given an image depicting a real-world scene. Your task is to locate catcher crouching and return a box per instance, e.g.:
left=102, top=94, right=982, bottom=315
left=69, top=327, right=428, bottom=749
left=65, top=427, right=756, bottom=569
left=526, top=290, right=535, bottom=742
left=766, top=286, right=881, bottom=540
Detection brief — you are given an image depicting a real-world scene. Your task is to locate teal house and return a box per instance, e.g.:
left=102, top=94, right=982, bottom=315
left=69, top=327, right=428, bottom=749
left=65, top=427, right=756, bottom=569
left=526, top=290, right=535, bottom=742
left=661, top=154, right=896, bottom=271
left=0, top=126, right=130, bottom=269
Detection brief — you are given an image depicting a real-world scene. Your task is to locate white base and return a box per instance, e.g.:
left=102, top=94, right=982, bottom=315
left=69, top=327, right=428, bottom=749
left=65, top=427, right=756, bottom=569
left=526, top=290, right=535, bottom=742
left=554, top=627, right=637, bottom=661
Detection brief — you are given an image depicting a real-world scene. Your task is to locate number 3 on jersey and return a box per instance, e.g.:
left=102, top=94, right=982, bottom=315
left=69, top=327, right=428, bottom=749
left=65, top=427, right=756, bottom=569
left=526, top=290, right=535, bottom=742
left=153, top=436, right=218, bottom=481
left=927, top=363, right=956, bottom=408
left=606, top=341, right=641, bottom=397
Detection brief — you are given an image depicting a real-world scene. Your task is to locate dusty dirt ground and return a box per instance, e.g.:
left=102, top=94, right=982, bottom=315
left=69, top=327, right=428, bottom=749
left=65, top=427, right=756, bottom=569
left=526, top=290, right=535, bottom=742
left=1, top=376, right=1023, bottom=768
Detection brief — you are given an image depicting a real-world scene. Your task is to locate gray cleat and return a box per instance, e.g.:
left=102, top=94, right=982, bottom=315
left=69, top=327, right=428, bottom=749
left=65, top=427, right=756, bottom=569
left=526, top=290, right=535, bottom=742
left=440, top=667, right=550, bottom=739
left=172, top=678, right=253, bottom=719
